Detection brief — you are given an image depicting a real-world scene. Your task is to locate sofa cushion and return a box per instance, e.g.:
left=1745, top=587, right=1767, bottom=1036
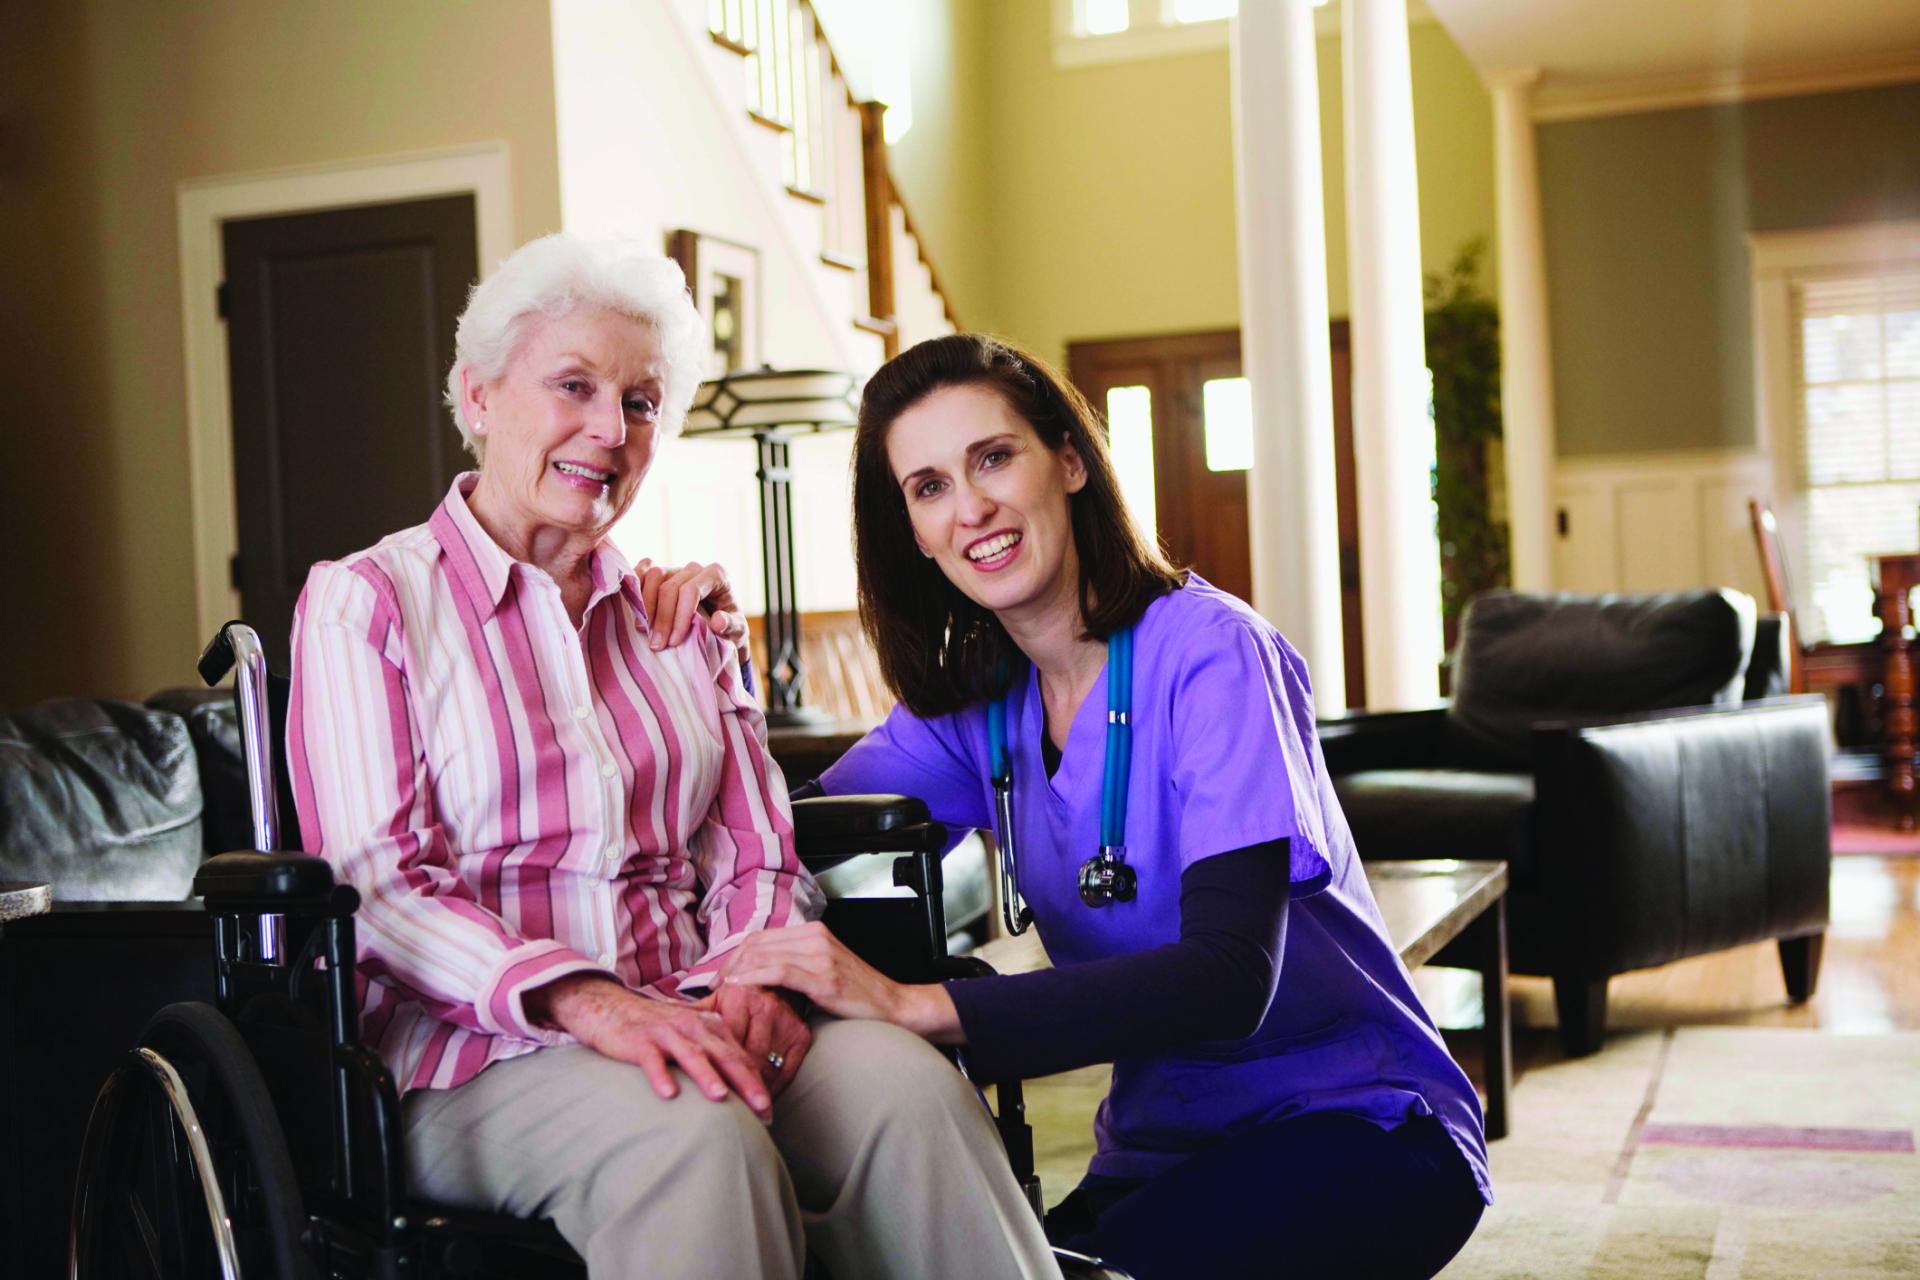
left=1448, top=589, right=1757, bottom=769
left=0, top=699, right=205, bottom=900
left=1333, top=769, right=1537, bottom=887
left=146, top=687, right=250, bottom=855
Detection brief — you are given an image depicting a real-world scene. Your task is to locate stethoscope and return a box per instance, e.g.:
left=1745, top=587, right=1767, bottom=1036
left=985, top=627, right=1137, bottom=935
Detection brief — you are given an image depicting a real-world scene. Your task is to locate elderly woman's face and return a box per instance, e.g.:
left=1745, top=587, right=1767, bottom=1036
left=471, top=308, right=669, bottom=540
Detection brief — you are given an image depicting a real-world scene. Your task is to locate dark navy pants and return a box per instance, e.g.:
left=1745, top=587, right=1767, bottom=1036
left=1044, top=1112, right=1485, bottom=1279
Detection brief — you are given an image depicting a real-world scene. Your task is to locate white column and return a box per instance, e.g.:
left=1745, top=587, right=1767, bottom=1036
left=1230, top=0, right=1347, bottom=713
left=1489, top=69, right=1557, bottom=592
left=1343, top=0, right=1442, bottom=707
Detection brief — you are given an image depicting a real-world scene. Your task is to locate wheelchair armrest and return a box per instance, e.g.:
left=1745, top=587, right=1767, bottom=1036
left=933, top=954, right=997, bottom=982
left=193, top=851, right=357, bottom=916
left=793, top=795, right=948, bottom=872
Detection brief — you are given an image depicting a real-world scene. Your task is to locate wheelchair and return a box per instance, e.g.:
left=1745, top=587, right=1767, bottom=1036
left=66, top=622, right=1129, bottom=1279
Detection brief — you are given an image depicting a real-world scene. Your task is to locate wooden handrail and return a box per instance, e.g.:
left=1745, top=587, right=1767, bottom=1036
left=858, top=100, right=899, bottom=357
left=708, top=0, right=956, bottom=358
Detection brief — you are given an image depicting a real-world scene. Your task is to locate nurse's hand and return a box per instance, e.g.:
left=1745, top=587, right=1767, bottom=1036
left=636, top=559, right=750, bottom=654
left=720, top=922, right=963, bottom=1043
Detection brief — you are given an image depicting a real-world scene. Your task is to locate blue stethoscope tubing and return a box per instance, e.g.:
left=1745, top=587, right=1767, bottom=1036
left=986, top=627, right=1133, bottom=934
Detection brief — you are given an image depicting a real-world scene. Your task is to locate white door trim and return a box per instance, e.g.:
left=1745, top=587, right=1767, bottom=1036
left=176, top=142, right=514, bottom=643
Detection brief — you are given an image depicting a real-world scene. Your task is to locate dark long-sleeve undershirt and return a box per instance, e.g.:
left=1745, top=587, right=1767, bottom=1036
left=944, top=840, right=1291, bottom=1081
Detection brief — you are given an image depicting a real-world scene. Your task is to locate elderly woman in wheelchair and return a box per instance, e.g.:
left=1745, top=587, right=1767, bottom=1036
left=71, top=234, right=1080, bottom=1280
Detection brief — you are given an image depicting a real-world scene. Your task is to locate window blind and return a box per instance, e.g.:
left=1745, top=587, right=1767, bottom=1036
left=1792, top=267, right=1920, bottom=643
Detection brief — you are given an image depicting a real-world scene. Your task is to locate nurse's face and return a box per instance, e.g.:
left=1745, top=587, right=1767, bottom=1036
left=886, top=383, right=1088, bottom=623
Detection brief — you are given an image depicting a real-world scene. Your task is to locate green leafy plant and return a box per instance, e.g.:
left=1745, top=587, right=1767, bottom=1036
left=1426, top=238, right=1509, bottom=647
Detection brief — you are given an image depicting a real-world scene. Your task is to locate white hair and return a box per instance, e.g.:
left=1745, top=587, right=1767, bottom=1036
left=445, top=233, right=707, bottom=459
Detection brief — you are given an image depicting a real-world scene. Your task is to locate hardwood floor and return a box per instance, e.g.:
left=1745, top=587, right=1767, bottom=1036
left=1413, top=855, right=1920, bottom=1079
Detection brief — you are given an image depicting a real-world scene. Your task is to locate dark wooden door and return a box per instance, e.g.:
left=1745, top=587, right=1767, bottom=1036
left=1069, top=326, right=1364, bottom=708
left=221, top=195, right=478, bottom=667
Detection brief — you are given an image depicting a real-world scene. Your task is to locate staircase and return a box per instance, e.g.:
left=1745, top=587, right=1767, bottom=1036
left=690, top=0, right=960, bottom=368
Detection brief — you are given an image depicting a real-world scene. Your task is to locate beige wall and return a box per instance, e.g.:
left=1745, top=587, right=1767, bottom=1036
left=960, top=5, right=1496, bottom=368
left=1540, top=82, right=1920, bottom=457
left=887, top=0, right=993, bottom=330
left=0, top=0, right=560, bottom=705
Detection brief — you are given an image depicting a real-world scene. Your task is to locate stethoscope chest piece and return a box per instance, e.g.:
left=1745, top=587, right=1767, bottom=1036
left=1078, top=847, right=1137, bottom=907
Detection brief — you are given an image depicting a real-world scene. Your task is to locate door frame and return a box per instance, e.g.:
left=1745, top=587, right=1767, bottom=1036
left=177, top=143, right=514, bottom=641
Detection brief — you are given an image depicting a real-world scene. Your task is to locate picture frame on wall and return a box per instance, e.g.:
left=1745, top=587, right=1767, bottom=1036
left=667, top=229, right=762, bottom=380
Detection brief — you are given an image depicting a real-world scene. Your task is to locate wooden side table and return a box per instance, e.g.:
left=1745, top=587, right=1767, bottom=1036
left=1872, top=552, right=1920, bottom=831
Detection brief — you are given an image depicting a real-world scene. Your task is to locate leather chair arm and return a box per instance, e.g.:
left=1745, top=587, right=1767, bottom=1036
left=792, top=795, right=948, bottom=873
left=1316, top=706, right=1453, bottom=775
left=1531, top=695, right=1830, bottom=976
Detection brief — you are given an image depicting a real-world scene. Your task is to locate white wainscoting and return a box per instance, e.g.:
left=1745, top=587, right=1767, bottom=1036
left=1551, top=450, right=1775, bottom=603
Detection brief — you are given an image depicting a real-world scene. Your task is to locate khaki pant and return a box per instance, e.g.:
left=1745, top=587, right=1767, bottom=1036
left=404, top=1018, right=1062, bottom=1280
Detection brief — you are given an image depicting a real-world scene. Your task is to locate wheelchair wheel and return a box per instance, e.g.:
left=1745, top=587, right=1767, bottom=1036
left=70, top=1001, right=309, bottom=1279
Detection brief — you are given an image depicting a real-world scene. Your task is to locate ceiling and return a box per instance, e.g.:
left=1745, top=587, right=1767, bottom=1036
left=1422, top=0, right=1920, bottom=119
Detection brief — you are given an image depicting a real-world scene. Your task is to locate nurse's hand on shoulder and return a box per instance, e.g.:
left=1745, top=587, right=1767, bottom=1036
left=637, top=559, right=750, bottom=656
left=720, top=922, right=963, bottom=1044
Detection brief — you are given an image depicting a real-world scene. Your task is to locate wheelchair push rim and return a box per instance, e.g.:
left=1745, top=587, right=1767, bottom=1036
left=70, top=1001, right=309, bottom=1280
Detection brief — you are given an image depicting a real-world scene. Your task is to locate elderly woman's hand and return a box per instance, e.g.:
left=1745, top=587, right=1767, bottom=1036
left=720, top=922, right=963, bottom=1043
left=637, top=559, right=749, bottom=653
left=527, top=974, right=775, bottom=1120
left=713, top=982, right=811, bottom=1095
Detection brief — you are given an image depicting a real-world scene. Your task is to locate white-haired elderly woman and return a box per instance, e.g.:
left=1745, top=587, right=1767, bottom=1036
left=288, top=233, right=1060, bottom=1279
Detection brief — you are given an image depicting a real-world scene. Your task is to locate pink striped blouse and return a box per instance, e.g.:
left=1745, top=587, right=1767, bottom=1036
left=288, top=474, right=823, bottom=1094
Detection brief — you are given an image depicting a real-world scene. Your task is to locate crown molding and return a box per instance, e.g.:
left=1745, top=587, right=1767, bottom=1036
left=1527, top=49, right=1920, bottom=123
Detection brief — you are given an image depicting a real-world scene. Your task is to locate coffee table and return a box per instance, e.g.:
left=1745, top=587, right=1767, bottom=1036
left=1364, top=859, right=1510, bottom=1140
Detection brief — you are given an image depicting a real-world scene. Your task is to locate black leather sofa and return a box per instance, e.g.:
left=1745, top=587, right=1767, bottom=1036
left=1321, top=590, right=1832, bottom=1057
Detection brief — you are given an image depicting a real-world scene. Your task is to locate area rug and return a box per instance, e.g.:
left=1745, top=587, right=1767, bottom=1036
left=1832, top=821, right=1920, bottom=857
left=1831, top=789, right=1920, bottom=857
left=1021, top=1027, right=1920, bottom=1278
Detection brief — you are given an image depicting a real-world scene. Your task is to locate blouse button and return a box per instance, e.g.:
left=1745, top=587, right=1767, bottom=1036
left=601, top=763, right=618, bottom=780
left=571, top=705, right=590, bottom=720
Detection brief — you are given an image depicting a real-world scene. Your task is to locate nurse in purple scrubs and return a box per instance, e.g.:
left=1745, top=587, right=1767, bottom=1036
left=703, top=334, right=1488, bottom=1277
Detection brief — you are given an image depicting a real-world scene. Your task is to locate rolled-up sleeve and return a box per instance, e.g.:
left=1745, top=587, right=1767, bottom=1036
left=288, top=561, right=606, bottom=1043
left=676, top=630, right=825, bottom=994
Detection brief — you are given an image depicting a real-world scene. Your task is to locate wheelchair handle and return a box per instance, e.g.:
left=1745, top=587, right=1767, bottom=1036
left=202, top=621, right=284, bottom=857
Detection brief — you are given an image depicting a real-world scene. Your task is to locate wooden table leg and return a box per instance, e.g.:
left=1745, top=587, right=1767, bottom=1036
left=1878, top=560, right=1918, bottom=832
left=1470, top=895, right=1512, bottom=1140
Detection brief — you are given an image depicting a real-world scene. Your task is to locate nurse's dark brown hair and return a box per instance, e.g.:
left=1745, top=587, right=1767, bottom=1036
left=852, top=333, right=1185, bottom=718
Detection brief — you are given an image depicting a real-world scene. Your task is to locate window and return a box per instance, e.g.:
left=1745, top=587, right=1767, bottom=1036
left=1054, top=0, right=1333, bottom=69
left=1104, top=385, right=1159, bottom=540
left=1794, top=270, right=1920, bottom=642
left=1752, top=223, right=1920, bottom=647
left=1084, top=0, right=1129, bottom=35
left=1201, top=376, right=1253, bottom=472
left=1172, top=0, right=1238, bottom=22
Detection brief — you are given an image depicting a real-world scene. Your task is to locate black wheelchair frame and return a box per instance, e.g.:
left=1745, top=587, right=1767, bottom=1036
left=64, top=623, right=1120, bottom=1279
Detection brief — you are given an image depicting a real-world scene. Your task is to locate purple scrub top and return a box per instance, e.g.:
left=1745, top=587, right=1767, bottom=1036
left=820, top=576, right=1492, bottom=1201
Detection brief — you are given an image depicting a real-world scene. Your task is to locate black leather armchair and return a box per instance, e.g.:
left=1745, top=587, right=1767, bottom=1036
left=1322, top=590, right=1832, bottom=1056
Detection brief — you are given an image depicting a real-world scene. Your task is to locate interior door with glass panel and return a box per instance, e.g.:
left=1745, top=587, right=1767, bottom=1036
left=1069, top=327, right=1365, bottom=708
left=1069, top=330, right=1252, bottom=603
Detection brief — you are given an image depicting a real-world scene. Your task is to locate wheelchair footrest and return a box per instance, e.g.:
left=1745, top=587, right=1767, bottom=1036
left=413, top=1201, right=584, bottom=1278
